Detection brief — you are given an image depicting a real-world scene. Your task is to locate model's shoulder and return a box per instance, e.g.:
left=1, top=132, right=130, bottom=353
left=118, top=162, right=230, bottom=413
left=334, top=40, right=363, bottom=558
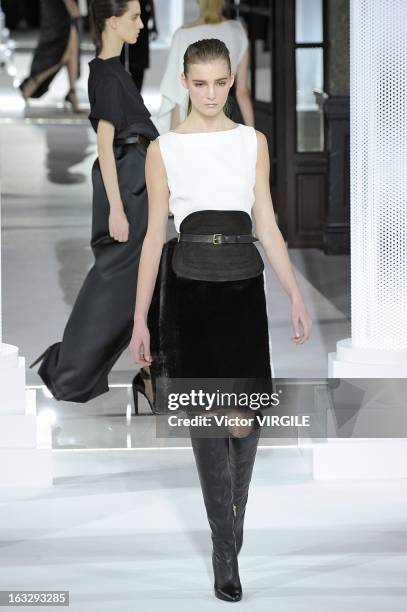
left=181, top=19, right=201, bottom=29
left=149, top=136, right=170, bottom=155
left=254, top=129, right=267, bottom=144
left=226, top=18, right=246, bottom=31
left=156, top=129, right=174, bottom=140
left=237, top=125, right=263, bottom=143
left=91, top=62, right=123, bottom=85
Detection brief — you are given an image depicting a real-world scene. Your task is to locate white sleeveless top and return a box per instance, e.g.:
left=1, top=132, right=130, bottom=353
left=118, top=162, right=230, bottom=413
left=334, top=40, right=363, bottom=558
left=158, top=124, right=258, bottom=232
left=153, top=20, right=249, bottom=134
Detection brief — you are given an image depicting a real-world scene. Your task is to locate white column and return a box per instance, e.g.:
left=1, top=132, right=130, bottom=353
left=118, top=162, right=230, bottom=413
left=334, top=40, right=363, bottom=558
left=0, top=158, right=52, bottom=484
left=317, top=1, right=407, bottom=480
left=328, top=0, right=407, bottom=377
left=153, top=0, right=184, bottom=47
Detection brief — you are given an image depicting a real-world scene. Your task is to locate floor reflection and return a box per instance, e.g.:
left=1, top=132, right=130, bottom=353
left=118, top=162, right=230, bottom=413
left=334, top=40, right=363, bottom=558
left=45, top=124, right=92, bottom=184
left=30, top=384, right=304, bottom=451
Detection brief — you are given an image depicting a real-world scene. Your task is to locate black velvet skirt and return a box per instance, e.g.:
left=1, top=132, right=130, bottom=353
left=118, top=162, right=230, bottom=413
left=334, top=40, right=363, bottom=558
left=148, top=212, right=275, bottom=415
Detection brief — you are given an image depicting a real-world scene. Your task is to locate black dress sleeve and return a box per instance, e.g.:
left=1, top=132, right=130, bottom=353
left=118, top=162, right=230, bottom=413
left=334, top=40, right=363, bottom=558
left=90, top=74, right=127, bottom=132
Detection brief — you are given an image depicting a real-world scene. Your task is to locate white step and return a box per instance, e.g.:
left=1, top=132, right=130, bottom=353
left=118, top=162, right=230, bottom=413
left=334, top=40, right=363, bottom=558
left=0, top=448, right=53, bottom=487
left=313, top=438, right=407, bottom=479
left=0, top=415, right=37, bottom=448
left=0, top=345, right=26, bottom=415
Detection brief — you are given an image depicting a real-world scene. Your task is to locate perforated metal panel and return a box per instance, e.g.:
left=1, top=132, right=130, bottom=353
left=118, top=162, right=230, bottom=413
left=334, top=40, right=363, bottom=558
left=350, top=0, right=407, bottom=350
left=0, top=185, right=2, bottom=348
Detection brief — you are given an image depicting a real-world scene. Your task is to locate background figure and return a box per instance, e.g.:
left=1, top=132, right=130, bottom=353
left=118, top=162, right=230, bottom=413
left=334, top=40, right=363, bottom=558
left=120, top=0, right=157, bottom=91
left=1, top=0, right=40, bottom=29
left=154, top=0, right=254, bottom=133
left=33, top=0, right=159, bottom=403
left=19, top=0, right=82, bottom=113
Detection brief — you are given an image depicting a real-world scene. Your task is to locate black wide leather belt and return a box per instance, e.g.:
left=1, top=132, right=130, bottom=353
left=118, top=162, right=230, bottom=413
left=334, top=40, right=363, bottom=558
left=177, top=232, right=258, bottom=245
left=114, top=134, right=150, bottom=151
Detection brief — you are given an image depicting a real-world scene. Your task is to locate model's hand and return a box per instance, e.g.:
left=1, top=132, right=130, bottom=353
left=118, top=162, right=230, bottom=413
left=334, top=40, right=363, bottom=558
left=290, top=296, right=312, bottom=344
left=130, top=320, right=153, bottom=365
left=109, top=208, right=129, bottom=242
left=64, top=0, right=81, bottom=18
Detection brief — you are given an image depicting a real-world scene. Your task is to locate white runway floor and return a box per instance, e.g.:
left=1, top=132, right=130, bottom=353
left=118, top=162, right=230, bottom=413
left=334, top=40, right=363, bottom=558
left=1, top=449, right=407, bottom=611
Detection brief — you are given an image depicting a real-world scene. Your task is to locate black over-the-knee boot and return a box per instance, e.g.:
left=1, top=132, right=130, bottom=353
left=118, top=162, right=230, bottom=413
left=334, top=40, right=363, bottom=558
left=229, top=421, right=261, bottom=555
left=190, top=434, right=242, bottom=602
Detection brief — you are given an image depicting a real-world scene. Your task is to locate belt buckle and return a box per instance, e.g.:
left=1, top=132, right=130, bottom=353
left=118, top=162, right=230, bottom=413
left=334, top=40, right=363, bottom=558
left=212, top=233, right=222, bottom=245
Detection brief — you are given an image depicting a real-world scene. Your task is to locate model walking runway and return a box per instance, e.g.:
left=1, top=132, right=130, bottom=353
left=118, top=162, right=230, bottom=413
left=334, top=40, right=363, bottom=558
left=130, top=38, right=312, bottom=601
left=33, top=0, right=159, bottom=402
left=19, top=0, right=82, bottom=111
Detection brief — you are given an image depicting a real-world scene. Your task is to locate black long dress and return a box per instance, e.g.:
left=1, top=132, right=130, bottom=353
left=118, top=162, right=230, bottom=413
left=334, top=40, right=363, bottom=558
left=37, top=56, right=159, bottom=402
left=19, top=0, right=80, bottom=99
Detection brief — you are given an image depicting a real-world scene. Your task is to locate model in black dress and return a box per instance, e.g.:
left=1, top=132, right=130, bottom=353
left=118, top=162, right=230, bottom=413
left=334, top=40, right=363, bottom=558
left=19, top=0, right=82, bottom=112
left=32, top=1, right=159, bottom=403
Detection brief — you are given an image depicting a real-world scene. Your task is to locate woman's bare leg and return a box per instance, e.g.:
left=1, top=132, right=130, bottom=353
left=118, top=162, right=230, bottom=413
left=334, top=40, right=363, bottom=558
left=20, top=62, right=63, bottom=99
left=64, top=24, right=79, bottom=92
left=21, top=23, right=78, bottom=100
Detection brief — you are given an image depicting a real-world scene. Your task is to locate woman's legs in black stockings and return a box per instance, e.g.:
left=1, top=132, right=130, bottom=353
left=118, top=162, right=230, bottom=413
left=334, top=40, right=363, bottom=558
left=229, top=421, right=261, bottom=555
left=189, top=413, right=261, bottom=600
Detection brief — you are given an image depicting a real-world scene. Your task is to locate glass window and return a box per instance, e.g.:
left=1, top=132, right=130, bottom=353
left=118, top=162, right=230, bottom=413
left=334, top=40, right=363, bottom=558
left=296, top=47, right=324, bottom=151
left=295, top=0, right=323, bottom=43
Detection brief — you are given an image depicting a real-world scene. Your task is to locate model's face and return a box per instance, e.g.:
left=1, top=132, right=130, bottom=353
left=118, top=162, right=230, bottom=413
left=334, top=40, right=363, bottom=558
left=182, top=60, right=234, bottom=117
left=110, top=1, right=143, bottom=45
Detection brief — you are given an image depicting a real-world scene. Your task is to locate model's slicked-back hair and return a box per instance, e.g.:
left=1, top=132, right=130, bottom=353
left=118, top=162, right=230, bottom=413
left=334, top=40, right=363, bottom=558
left=183, top=38, right=232, bottom=116
left=89, top=0, right=132, bottom=55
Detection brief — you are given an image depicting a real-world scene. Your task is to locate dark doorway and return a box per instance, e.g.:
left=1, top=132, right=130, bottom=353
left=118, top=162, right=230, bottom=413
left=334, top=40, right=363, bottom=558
left=226, top=0, right=329, bottom=247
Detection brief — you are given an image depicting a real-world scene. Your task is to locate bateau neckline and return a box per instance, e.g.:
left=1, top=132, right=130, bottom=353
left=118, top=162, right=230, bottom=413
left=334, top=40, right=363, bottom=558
left=94, top=56, right=121, bottom=62
left=169, top=125, right=242, bottom=135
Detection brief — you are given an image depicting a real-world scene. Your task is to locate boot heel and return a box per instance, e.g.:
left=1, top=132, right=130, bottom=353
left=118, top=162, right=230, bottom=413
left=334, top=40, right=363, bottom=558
left=132, top=384, right=139, bottom=415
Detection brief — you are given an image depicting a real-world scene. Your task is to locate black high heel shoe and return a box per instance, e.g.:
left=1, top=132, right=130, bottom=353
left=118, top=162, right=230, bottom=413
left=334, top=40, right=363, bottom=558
left=19, top=76, right=39, bottom=100
left=64, top=89, right=81, bottom=114
left=132, top=367, right=154, bottom=415
left=29, top=348, right=49, bottom=369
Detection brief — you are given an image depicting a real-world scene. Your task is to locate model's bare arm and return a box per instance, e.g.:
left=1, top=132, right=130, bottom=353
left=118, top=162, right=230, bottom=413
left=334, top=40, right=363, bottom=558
left=252, top=131, right=312, bottom=343
left=235, top=49, right=254, bottom=127
left=130, top=140, right=169, bottom=364
left=97, top=119, right=129, bottom=242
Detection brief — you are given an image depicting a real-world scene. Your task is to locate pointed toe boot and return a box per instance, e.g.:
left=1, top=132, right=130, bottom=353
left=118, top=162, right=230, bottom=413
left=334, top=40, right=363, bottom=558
left=190, top=434, right=242, bottom=602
